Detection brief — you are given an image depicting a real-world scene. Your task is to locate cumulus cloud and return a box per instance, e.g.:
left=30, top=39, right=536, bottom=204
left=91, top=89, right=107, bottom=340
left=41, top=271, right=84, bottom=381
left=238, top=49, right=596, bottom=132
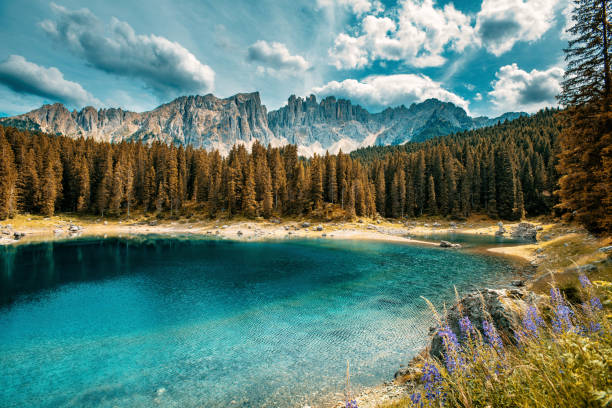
left=312, top=74, right=469, bottom=112
left=0, top=55, right=101, bottom=108
left=329, top=0, right=562, bottom=69
left=329, top=0, right=477, bottom=69
left=475, top=0, right=560, bottom=55
left=488, top=63, right=562, bottom=113
left=316, top=0, right=380, bottom=15
left=247, top=40, right=310, bottom=75
left=39, top=3, right=215, bottom=98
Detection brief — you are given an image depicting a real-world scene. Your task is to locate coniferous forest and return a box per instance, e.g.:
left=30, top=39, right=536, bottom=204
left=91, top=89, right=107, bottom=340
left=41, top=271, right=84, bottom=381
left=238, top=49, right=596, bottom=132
left=0, top=109, right=560, bottom=222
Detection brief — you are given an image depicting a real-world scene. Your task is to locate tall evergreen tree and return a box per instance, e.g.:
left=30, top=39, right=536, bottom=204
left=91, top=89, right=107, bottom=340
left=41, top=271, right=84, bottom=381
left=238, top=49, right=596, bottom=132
left=557, top=0, right=612, bottom=231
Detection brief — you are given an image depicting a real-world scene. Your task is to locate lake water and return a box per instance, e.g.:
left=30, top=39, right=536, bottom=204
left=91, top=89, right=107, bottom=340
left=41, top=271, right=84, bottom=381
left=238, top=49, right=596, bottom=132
left=0, top=236, right=521, bottom=407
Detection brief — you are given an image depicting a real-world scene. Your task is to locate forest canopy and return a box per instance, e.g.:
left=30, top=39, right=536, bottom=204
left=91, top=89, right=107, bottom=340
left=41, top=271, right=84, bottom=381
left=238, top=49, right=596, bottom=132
left=0, top=109, right=561, bottom=222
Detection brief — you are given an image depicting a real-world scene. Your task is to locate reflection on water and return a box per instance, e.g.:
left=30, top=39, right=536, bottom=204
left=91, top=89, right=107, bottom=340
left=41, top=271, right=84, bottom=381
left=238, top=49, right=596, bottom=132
left=0, top=236, right=520, bottom=408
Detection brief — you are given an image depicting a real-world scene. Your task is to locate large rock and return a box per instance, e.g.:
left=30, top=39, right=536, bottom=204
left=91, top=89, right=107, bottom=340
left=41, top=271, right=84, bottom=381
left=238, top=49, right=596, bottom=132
left=440, top=241, right=461, bottom=248
left=429, top=288, right=542, bottom=360
left=511, top=223, right=538, bottom=241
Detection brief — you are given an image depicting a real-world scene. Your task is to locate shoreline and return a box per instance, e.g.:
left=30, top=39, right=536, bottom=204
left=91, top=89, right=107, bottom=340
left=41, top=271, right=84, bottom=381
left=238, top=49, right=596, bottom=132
left=0, top=215, right=543, bottom=252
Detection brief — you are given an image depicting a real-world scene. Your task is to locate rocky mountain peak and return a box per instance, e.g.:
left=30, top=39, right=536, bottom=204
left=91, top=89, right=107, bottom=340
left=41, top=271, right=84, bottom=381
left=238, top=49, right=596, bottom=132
left=1, top=92, right=526, bottom=156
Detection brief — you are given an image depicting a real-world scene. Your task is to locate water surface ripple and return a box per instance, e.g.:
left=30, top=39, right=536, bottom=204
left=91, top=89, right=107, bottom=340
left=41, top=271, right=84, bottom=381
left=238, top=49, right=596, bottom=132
left=0, top=236, right=519, bottom=407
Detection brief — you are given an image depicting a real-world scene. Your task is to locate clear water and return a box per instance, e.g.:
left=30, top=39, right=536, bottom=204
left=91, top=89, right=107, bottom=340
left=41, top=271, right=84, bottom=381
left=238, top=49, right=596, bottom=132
left=0, top=236, right=519, bottom=408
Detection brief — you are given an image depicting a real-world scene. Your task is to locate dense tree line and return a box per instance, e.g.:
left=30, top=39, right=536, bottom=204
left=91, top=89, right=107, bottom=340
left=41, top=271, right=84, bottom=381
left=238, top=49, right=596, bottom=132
left=0, top=109, right=560, bottom=221
left=556, top=0, right=611, bottom=233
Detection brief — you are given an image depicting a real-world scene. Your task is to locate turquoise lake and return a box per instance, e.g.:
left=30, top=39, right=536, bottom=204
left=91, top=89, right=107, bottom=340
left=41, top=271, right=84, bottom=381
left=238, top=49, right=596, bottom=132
left=0, top=236, right=522, bottom=407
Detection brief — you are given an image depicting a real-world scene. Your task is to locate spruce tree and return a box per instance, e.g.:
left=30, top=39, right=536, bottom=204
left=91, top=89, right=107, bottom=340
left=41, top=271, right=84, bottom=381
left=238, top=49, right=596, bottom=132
left=557, top=0, right=612, bottom=231
left=0, top=135, right=17, bottom=219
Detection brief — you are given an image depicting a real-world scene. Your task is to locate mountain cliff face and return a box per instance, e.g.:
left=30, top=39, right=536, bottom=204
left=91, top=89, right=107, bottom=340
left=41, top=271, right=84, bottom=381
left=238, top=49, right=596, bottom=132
left=1, top=93, right=524, bottom=156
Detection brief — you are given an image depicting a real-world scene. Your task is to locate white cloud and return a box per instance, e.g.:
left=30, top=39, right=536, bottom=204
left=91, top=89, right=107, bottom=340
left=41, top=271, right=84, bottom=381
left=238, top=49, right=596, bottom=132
left=474, top=92, right=482, bottom=101
left=312, top=74, right=470, bottom=112
left=316, top=0, right=381, bottom=15
left=247, top=41, right=310, bottom=75
left=560, top=0, right=575, bottom=39
left=40, top=3, right=215, bottom=98
left=329, top=0, right=477, bottom=69
left=488, top=63, right=562, bottom=113
left=0, top=55, right=101, bottom=108
left=476, top=0, right=560, bottom=56
left=329, top=0, right=562, bottom=69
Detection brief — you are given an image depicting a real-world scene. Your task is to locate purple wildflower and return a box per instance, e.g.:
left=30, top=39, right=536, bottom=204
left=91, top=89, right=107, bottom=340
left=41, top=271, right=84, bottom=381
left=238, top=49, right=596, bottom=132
left=522, top=306, right=544, bottom=338
left=550, top=287, right=563, bottom=304
left=422, top=363, right=443, bottom=401
left=483, top=320, right=503, bottom=350
left=590, top=297, right=603, bottom=310
left=438, top=325, right=463, bottom=372
left=590, top=322, right=602, bottom=332
left=459, top=316, right=475, bottom=337
left=579, top=274, right=592, bottom=288
left=345, top=400, right=358, bottom=408
left=552, top=304, right=574, bottom=333
left=409, top=392, right=423, bottom=407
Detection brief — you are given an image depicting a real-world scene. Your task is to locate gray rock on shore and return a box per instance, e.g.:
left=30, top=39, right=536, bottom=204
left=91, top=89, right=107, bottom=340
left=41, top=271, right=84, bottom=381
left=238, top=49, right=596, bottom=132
left=511, top=223, right=538, bottom=241
left=428, top=288, right=542, bottom=361
left=440, top=241, right=461, bottom=248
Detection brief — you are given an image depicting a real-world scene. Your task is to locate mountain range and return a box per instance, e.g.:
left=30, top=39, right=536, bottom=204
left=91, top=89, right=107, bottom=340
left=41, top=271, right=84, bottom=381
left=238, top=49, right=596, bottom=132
left=0, top=92, right=525, bottom=156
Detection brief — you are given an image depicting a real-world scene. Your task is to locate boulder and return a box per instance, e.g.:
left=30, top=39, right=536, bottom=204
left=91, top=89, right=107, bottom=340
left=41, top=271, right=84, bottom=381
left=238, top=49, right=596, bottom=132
left=316, top=225, right=323, bottom=231
left=13, top=232, right=25, bottom=240
left=69, top=225, right=81, bottom=232
left=429, top=289, right=542, bottom=360
left=440, top=241, right=461, bottom=248
left=432, top=222, right=441, bottom=227
left=598, top=245, right=612, bottom=253
left=511, top=280, right=525, bottom=287
left=511, top=223, right=538, bottom=241
left=302, top=222, right=310, bottom=228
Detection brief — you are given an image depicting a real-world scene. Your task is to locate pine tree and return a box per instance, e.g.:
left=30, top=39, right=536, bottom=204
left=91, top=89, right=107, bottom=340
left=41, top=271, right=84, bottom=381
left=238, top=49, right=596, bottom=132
left=262, top=167, right=274, bottom=218
left=295, top=161, right=308, bottom=214
left=496, top=149, right=517, bottom=220
left=144, top=165, right=156, bottom=212
left=427, top=175, right=437, bottom=215
left=40, top=159, right=57, bottom=217
left=0, top=135, right=17, bottom=219
left=560, top=0, right=611, bottom=106
left=75, top=156, right=90, bottom=212
left=310, top=156, right=324, bottom=210
left=17, top=148, right=40, bottom=213
left=557, top=0, right=612, bottom=231
left=327, top=158, right=337, bottom=204
left=167, top=148, right=179, bottom=216
left=375, top=166, right=386, bottom=216
left=346, top=182, right=356, bottom=219
left=391, top=170, right=402, bottom=218
left=242, top=161, right=257, bottom=217
left=124, top=160, right=134, bottom=218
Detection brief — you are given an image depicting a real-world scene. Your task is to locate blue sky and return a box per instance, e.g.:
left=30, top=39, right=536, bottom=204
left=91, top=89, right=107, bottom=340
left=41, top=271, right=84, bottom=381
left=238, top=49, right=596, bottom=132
left=0, top=0, right=570, bottom=117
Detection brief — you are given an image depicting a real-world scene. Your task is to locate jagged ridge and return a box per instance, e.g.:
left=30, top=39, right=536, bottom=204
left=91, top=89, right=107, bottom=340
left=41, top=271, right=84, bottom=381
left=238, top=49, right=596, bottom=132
left=0, top=93, right=525, bottom=156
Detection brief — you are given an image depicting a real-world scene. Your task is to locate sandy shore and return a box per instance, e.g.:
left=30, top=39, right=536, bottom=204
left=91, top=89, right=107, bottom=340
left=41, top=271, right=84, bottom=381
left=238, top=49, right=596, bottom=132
left=0, top=217, right=478, bottom=247
left=0, top=215, right=551, bottom=252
